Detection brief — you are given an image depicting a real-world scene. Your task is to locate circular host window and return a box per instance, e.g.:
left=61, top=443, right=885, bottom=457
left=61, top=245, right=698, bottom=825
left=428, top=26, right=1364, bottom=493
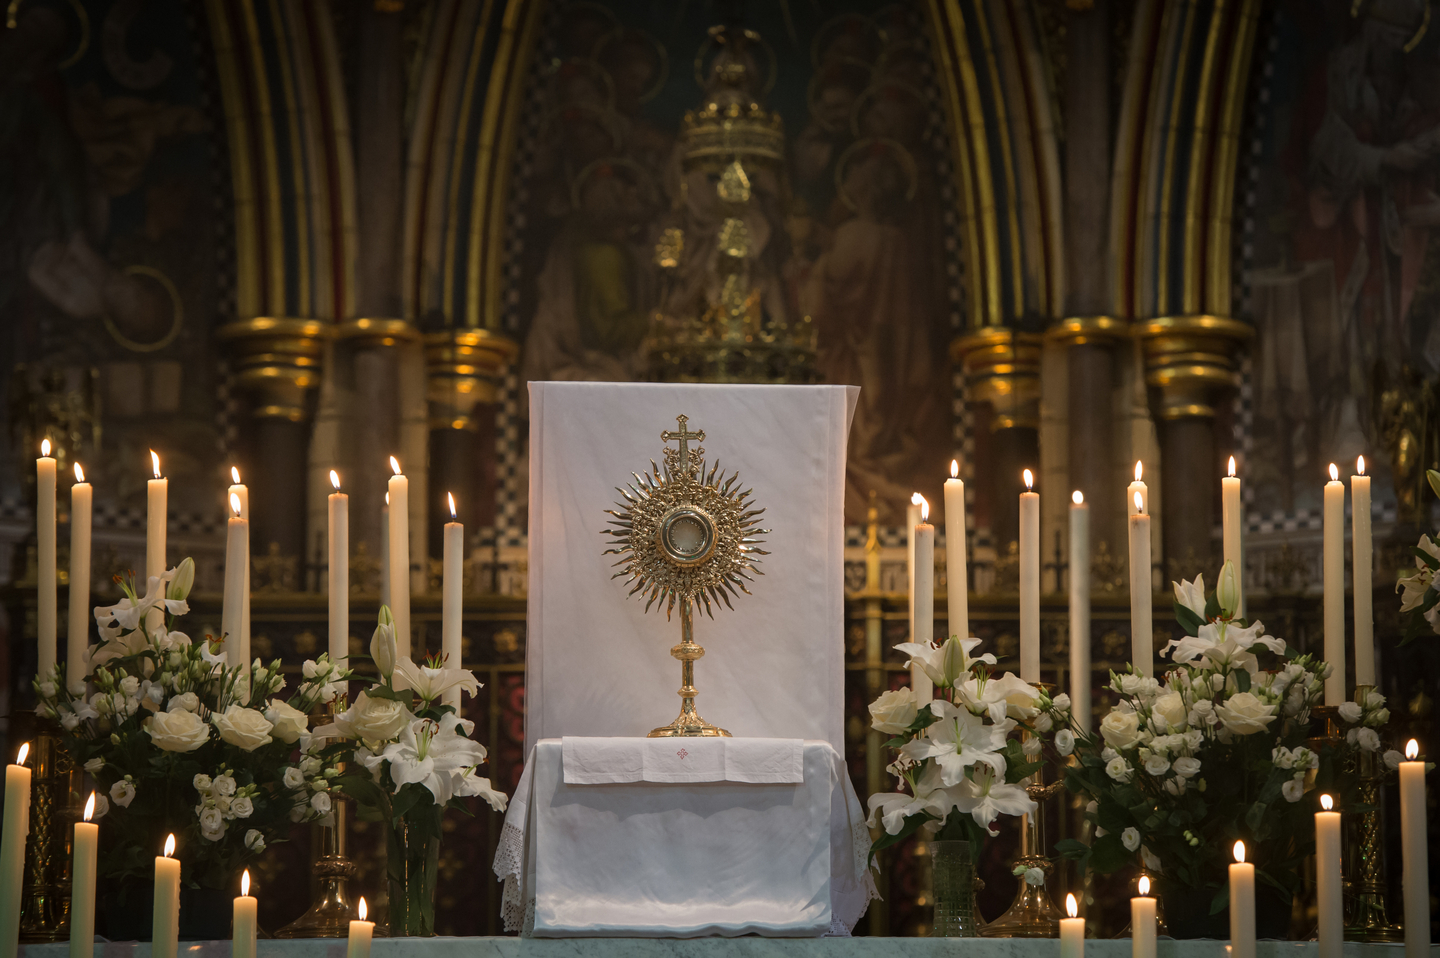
left=657, top=506, right=717, bottom=566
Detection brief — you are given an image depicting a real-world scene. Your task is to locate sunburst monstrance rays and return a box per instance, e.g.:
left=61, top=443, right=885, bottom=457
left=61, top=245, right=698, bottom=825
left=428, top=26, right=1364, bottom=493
left=601, top=415, right=769, bottom=620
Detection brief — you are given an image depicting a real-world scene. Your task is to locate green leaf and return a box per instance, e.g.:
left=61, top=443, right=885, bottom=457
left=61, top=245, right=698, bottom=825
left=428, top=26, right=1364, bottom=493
left=1204, top=591, right=1221, bottom=620
left=868, top=812, right=933, bottom=865
left=1209, top=883, right=1230, bottom=915
left=364, top=685, right=409, bottom=703
left=1088, top=833, right=1133, bottom=873
left=1054, top=838, right=1092, bottom=862
left=1173, top=600, right=1206, bottom=637
left=1245, top=800, right=1268, bottom=832
left=1234, top=669, right=1251, bottom=693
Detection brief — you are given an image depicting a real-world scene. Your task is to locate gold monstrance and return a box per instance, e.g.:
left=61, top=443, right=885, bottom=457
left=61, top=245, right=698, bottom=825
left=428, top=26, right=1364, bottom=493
left=602, top=415, right=769, bottom=737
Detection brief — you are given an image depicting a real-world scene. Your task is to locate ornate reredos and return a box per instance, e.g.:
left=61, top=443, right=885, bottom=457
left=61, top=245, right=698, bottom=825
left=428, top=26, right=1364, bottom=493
left=602, top=415, right=770, bottom=619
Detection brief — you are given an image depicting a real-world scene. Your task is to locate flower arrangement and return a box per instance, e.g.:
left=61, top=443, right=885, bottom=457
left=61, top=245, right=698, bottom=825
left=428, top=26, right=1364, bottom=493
left=34, top=560, right=348, bottom=890
left=865, top=635, right=1072, bottom=866
left=1397, top=469, right=1440, bottom=643
left=1056, top=562, right=1340, bottom=918
left=317, top=607, right=506, bottom=937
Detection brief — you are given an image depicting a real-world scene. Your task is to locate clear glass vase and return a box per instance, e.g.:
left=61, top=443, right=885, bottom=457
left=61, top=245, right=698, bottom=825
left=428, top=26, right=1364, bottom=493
left=929, top=840, right=980, bottom=937
left=386, top=818, right=440, bottom=937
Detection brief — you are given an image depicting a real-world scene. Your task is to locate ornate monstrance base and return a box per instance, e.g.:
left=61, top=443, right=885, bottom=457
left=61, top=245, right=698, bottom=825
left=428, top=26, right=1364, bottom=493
left=648, top=605, right=730, bottom=738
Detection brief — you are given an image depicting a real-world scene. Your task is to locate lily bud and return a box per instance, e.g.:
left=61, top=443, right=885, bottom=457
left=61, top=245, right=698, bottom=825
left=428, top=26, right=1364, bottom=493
left=167, top=558, right=195, bottom=601
left=1217, top=560, right=1240, bottom=617
left=371, top=607, right=397, bottom=680
left=939, top=637, right=967, bottom=687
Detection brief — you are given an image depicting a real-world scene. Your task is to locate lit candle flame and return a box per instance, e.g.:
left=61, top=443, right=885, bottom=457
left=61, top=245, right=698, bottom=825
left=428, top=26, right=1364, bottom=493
left=1066, top=893, right=1078, bottom=919
left=75, top=463, right=85, bottom=482
left=448, top=492, right=457, bottom=518
left=1023, top=468, right=1033, bottom=490
left=358, top=897, right=367, bottom=921
left=951, top=459, right=959, bottom=479
left=918, top=495, right=929, bottom=523
left=1228, top=455, right=1236, bottom=478
left=163, top=834, right=176, bottom=858
left=1138, top=875, right=1150, bottom=896
left=230, top=492, right=242, bottom=517
left=41, top=438, right=51, bottom=457
left=1233, top=840, right=1246, bottom=864
left=1134, top=460, right=1143, bottom=482
left=1406, top=739, right=1419, bottom=760
left=15, top=743, right=29, bottom=765
left=330, top=469, right=341, bottom=490
left=1328, top=462, right=1338, bottom=482
left=1320, top=793, right=1333, bottom=811
left=231, top=466, right=241, bottom=484
left=1134, top=491, right=1144, bottom=514
left=390, top=456, right=402, bottom=476
left=241, top=869, right=250, bottom=897
left=151, top=450, right=161, bottom=478
left=1072, top=490, right=1083, bottom=505
left=1357, top=455, right=1365, bottom=476
left=911, top=491, right=923, bottom=505
left=83, top=792, right=95, bottom=821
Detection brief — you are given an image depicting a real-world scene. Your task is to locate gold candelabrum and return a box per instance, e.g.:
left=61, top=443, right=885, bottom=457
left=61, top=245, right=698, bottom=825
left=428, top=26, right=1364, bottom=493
left=20, top=719, right=82, bottom=942
left=981, top=686, right=1065, bottom=939
left=1343, top=686, right=1402, bottom=942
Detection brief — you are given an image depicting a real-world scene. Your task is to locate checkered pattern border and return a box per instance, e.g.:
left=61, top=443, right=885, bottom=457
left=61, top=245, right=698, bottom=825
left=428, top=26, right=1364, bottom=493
left=0, top=500, right=226, bottom=537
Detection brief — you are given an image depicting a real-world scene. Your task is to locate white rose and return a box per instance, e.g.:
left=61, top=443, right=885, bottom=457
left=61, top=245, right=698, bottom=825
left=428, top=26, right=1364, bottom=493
left=119, top=676, right=140, bottom=696
left=1338, top=702, right=1363, bottom=724
left=1023, top=736, right=1042, bottom=757
left=265, top=700, right=309, bottom=744
left=193, top=774, right=214, bottom=793
left=214, top=774, right=237, bottom=797
left=1172, top=756, right=1202, bottom=778
left=1214, top=692, right=1278, bottom=736
left=311, top=791, right=332, bottom=814
left=244, top=829, right=265, bottom=853
left=110, top=780, right=136, bottom=807
left=1355, top=728, right=1380, bottom=752
left=339, top=691, right=412, bottom=743
left=1281, top=778, right=1305, bottom=803
left=1052, top=693, right=1071, bottom=712
left=145, top=709, right=210, bottom=752
left=868, top=688, right=918, bottom=735
left=1144, top=755, right=1171, bottom=777
left=1121, top=827, right=1141, bottom=851
left=199, top=806, right=226, bottom=841
left=231, top=796, right=254, bottom=818
left=1152, top=692, right=1188, bottom=732
left=283, top=767, right=305, bottom=790
left=215, top=796, right=232, bottom=816
left=1105, top=757, right=1133, bottom=782
left=213, top=706, right=275, bottom=751
left=1100, top=710, right=1143, bottom=750
left=1033, top=713, right=1054, bottom=733
left=1055, top=729, right=1075, bottom=756
left=168, top=692, right=199, bottom=713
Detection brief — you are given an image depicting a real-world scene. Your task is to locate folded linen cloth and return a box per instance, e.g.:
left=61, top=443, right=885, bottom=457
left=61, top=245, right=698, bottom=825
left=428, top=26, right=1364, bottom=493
left=561, top=736, right=804, bottom=785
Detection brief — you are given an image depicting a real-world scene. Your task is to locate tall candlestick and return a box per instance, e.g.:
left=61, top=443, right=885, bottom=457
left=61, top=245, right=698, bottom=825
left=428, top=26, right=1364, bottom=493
left=1315, top=794, right=1341, bottom=958
left=152, top=835, right=179, bottom=958
left=1322, top=463, right=1345, bottom=705
left=1352, top=456, right=1374, bottom=687
left=328, top=471, right=350, bottom=681
left=146, top=451, right=168, bottom=633
left=1127, top=460, right=1148, bottom=515
left=1129, top=492, right=1153, bottom=677
left=906, top=494, right=921, bottom=644
left=442, top=493, right=464, bottom=710
left=1222, top=455, right=1243, bottom=618
left=1229, top=841, right=1255, bottom=958
left=1069, top=491, right=1091, bottom=732
left=912, top=498, right=934, bottom=706
left=388, top=458, right=411, bottom=660
left=70, top=793, right=98, bottom=958
left=68, top=464, right=92, bottom=695
left=1132, top=877, right=1156, bottom=958
left=233, top=870, right=257, bottom=958
left=1020, top=470, right=1040, bottom=682
left=0, top=744, right=32, bottom=958
left=228, top=468, right=251, bottom=679
left=37, top=439, right=57, bottom=681
left=223, top=494, right=249, bottom=680
left=1060, top=893, right=1084, bottom=958
left=380, top=498, right=391, bottom=610
left=347, top=897, right=374, bottom=958
left=1400, top=740, right=1430, bottom=958
left=944, top=460, right=969, bottom=642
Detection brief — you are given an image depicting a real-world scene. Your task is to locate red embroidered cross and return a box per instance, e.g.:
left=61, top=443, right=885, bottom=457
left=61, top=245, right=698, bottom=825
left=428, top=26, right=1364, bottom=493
left=676, top=748, right=689, bottom=760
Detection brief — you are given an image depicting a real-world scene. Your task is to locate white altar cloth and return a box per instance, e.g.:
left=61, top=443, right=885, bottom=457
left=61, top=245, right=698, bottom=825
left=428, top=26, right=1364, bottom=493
left=562, top=737, right=804, bottom=784
left=493, top=739, right=876, bottom=938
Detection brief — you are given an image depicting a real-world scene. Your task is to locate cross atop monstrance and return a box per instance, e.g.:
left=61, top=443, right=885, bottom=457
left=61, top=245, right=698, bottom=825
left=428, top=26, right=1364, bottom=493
left=661, top=415, right=705, bottom=477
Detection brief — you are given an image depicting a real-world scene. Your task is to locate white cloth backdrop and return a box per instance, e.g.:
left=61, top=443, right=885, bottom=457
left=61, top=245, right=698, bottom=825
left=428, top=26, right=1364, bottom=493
left=525, top=382, right=859, bottom=753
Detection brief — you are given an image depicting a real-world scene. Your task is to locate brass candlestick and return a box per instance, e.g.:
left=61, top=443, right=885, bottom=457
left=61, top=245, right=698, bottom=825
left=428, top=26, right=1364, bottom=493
left=1343, top=687, right=1401, bottom=942
left=19, top=720, right=81, bottom=942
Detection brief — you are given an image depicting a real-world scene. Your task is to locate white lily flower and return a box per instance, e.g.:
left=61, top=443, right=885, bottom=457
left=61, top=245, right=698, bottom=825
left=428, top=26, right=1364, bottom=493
left=1163, top=619, right=1284, bottom=672
left=380, top=713, right=489, bottom=805
left=865, top=763, right=960, bottom=835
left=900, top=700, right=1008, bottom=786
left=453, top=771, right=509, bottom=812
left=955, top=672, right=1040, bottom=724
left=894, top=637, right=995, bottom=688
left=391, top=657, right=480, bottom=704
left=951, top=769, right=1035, bottom=831
left=1172, top=573, right=1207, bottom=621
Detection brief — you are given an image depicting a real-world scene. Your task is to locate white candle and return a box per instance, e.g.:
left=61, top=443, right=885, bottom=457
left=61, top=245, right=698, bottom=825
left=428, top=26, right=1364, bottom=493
left=233, top=870, right=257, bottom=958
left=1352, top=457, right=1374, bottom=687
left=1229, top=841, right=1255, bottom=958
left=912, top=499, right=934, bottom=706
left=0, top=744, right=32, bottom=958
left=380, top=498, right=391, bottom=609
left=1020, top=470, right=1040, bottom=682
left=1222, top=455, right=1243, bottom=617
left=1316, top=794, right=1341, bottom=958
left=388, top=458, right=411, bottom=660
left=347, top=897, right=374, bottom=958
left=70, top=793, right=98, bottom=958
left=1127, top=460, right=1148, bottom=515
left=228, top=468, right=251, bottom=679
left=146, top=451, right=167, bottom=633
left=906, top=494, right=921, bottom=644
left=1132, top=876, right=1156, bottom=958
left=1060, top=893, right=1084, bottom=958
left=329, top=471, right=350, bottom=679
left=1323, top=463, right=1345, bottom=705
left=152, top=835, right=180, bottom=958
left=1129, top=492, right=1152, bottom=677
left=37, top=440, right=57, bottom=682
left=68, top=464, right=92, bottom=695
left=1400, top=740, right=1430, bottom=958
left=442, top=493, right=464, bottom=710
left=222, top=494, right=249, bottom=681
left=1069, top=491, right=1091, bottom=733
left=944, top=460, right=969, bottom=643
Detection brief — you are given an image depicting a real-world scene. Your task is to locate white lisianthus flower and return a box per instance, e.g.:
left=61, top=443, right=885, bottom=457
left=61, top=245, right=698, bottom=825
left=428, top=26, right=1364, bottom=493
left=1105, top=757, right=1133, bottom=782
left=213, top=706, right=275, bottom=751
left=391, top=656, right=481, bottom=704
left=119, top=676, right=140, bottom=697
left=868, top=688, right=919, bottom=734
left=282, top=767, right=305, bottom=790
left=244, top=829, right=265, bottom=852
left=1281, top=778, right=1305, bottom=802
left=1144, top=755, right=1171, bottom=777
left=193, top=773, right=214, bottom=793
left=91, top=793, right=109, bottom=819
left=110, top=780, right=136, bottom=807
left=1384, top=749, right=1403, bottom=771
left=310, top=791, right=332, bottom=814
left=1354, top=728, right=1381, bottom=752
left=1023, top=867, right=1045, bottom=887
left=213, top=774, right=237, bottom=797
left=1101, top=747, right=1119, bottom=763
left=1100, top=710, right=1142, bottom=750
left=83, top=757, right=104, bottom=775
left=231, top=796, right=254, bottom=818
left=1338, top=701, right=1363, bottom=724
left=1214, top=692, right=1278, bottom=735
left=1052, top=693, right=1071, bottom=712
left=264, top=700, right=309, bottom=744
left=1022, top=735, right=1042, bottom=758
left=198, top=807, right=226, bottom=841
left=1055, top=729, right=1075, bottom=756
left=145, top=709, right=210, bottom=752
left=1121, top=827, right=1141, bottom=851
